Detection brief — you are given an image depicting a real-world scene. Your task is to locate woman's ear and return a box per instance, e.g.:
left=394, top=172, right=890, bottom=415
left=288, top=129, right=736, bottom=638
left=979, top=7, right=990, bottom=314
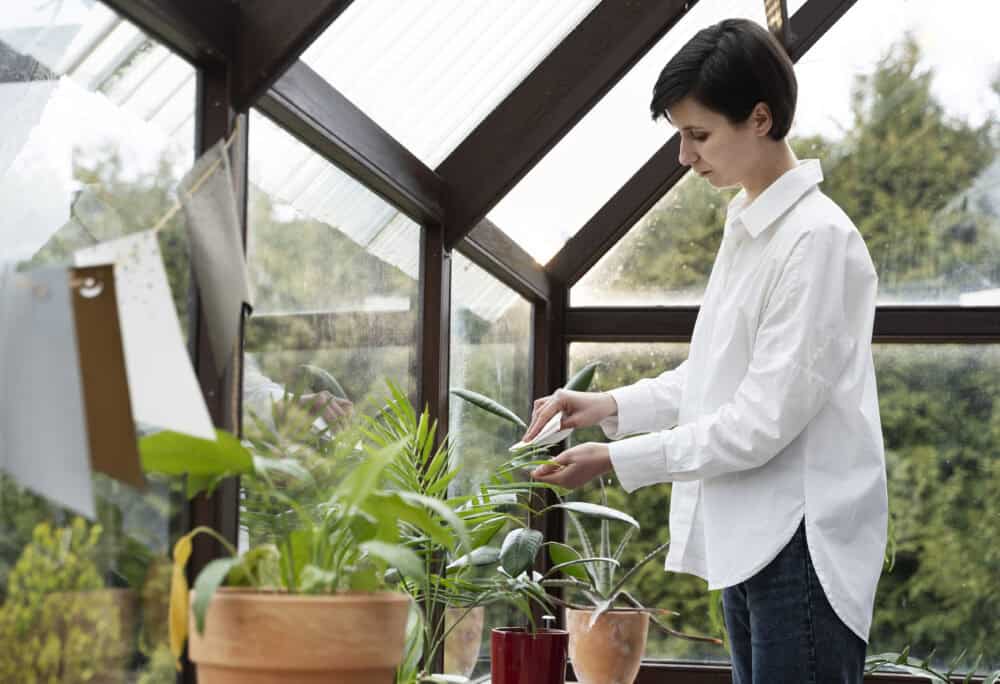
left=751, top=102, right=773, bottom=137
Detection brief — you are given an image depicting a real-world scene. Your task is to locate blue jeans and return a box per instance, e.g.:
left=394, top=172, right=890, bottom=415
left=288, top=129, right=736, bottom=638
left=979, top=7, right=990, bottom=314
left=722, top=520, right=866, bottom=684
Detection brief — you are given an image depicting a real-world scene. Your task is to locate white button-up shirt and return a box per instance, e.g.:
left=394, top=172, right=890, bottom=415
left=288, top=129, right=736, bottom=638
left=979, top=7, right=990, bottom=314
left=601, top=159, right=888, bottom=642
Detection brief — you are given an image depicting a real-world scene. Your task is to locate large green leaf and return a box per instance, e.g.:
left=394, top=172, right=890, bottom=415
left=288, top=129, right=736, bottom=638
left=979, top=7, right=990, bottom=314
left=450, top=388, right=527, bottom=428
left=499, top=528, right=543, bottom=577
left=565, top=361, right=601, bottom=392
left=140, top=429, right=253, bottom=481
left=447, top=546, right=501, bottom=571
left=550, top=501, right=639, bottom=529
left=365, top=492, right=453, bottom=549
left=336, top=439, right=405, bottom=508
left=192, top=557, right=239, bottom=634
left=361, top=540, right=425, bottom=580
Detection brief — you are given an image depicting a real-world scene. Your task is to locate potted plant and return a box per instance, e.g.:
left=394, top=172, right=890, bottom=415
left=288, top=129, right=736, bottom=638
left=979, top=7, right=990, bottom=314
left=363, top=382, right=559, bottom=683
left=140, top=392, right=471, bottom=683
left=451, top=363, right=721, bottom=684
left=865, top=647, right=1000, bottom=683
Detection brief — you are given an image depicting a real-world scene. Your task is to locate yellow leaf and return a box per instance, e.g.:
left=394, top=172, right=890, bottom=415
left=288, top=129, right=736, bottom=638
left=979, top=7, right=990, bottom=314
left=169, top=534, right=194, bottom=671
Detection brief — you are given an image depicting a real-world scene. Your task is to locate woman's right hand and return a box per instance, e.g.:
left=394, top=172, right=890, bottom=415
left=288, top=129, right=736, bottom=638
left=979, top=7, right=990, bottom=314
left=521, top=389, right=618, bottom=443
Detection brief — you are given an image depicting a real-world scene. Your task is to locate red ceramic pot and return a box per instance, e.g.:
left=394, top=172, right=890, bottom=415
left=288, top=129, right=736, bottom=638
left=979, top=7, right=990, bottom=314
left=491, top=627, right=568, bottom=684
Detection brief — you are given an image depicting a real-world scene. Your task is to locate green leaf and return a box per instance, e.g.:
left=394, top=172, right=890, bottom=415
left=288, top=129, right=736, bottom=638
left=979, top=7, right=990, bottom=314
left=298, top=364, right=348, bottom=398
left=547, top=542, right=588, bottom=581
left=365, top=492, right=453, bottom=549
left=499, top=528, right=543, bottom=577
left=140, top=429, right=253, bottom=482
left=447, top=546, right=501, bottom=571
left=450, top=388, right=527, bottom=428
left=396, top=491, right=471, bottom=552
left=361, top=540, right=425, bottom=580
left=550, top=501, right=639, bottom=529
left=565, top=361, right=601, bottom=392
left=336, top=439, right=405, bottom=508
left=192, top=557, right=238, bottom=634
left=185, top=473, right=224, bottom=499
left=298, top=564, right=338, bottom=594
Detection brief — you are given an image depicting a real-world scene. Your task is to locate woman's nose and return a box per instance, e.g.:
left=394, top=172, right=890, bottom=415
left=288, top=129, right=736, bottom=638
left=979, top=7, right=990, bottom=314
left=678, top=137, right=698, bottom=166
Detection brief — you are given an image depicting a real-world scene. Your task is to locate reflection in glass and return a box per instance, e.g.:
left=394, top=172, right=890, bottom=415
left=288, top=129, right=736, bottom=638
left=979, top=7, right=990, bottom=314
left=301, top=0, right=601, bottom=167
left=489, top=0, right=765, bottom=263
left=242, top=110, right=421, bottom=551
left=573, top=0, right=1000, bottom=306
left=448, top=251, right=532, bottom=677
left=0, top=3, right=193, bottom=682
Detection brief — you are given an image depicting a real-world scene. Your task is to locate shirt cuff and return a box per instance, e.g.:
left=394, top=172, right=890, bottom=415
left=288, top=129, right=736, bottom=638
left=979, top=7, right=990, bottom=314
left=600, top=383, right=656, bottom=439
left=608, top=432, right=666, bottom=493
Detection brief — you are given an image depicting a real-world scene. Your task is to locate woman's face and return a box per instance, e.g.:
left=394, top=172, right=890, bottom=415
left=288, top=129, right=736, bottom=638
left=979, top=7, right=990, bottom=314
left=666, top=96, right=769, bottom=190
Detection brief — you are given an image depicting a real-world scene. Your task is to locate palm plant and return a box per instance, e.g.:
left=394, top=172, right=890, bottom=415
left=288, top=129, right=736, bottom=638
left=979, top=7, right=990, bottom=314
left=364, top=382, right=556, bottom=683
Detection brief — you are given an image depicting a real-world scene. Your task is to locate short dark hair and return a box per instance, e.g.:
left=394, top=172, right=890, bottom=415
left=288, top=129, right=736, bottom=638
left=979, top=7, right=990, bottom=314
left=649, top=18, right=797, bottom=140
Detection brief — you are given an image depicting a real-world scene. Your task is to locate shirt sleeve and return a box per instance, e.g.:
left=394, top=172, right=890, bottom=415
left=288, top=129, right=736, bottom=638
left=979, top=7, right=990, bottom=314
left=243, top=353, right=286, bottom=429
left=609, top=226, right=872, bottom=492
left=598, top=360, right=688, bottom=439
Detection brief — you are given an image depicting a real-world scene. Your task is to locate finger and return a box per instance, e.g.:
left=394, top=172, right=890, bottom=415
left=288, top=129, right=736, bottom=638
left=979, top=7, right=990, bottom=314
left=523, top=402, right=557, bottom=442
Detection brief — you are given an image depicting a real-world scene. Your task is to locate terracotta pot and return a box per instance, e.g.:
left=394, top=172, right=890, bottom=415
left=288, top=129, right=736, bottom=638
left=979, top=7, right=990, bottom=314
left=491, top=627, right=568, bottom=684
left=444, top=605, right=485, bottom=676
left=566, top=609, right=649, bottom=684
left=188, top=589, right=409, bottom=684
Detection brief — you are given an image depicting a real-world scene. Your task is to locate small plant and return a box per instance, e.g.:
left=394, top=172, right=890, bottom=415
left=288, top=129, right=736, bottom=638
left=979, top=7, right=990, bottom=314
left=865, top=647, right=1000, bottom=683
left=0, top=518, right=127, bottom=682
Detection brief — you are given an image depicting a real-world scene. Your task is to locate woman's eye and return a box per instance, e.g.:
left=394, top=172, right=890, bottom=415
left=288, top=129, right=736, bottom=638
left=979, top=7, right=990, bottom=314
left=691, top=133, right=708, bottom=142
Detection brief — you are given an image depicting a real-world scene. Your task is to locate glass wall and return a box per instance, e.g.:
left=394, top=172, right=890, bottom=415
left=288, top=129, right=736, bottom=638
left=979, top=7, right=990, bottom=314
left=568, top=343, right=1000, bottom=672
left=241, top=110, right=421, bottom=547
left=0, top=2, right=194, bottom=681
left=573, top=0, right=1000, bottom=305
left=448, top=251, right=533, bottom=677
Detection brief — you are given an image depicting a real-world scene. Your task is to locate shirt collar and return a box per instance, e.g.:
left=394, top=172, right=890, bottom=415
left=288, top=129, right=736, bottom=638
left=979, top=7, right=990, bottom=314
left=726, top=159, right=824, bottom=240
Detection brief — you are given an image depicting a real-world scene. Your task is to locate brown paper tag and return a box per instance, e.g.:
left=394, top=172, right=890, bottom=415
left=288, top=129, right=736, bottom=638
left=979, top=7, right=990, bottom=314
left=69, top=264, right=145, bottom=490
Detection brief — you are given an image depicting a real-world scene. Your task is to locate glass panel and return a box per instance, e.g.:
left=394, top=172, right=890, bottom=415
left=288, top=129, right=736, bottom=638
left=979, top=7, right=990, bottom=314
left=489, top=0, right=766, bottom=263
left=573, top=0, right=1000, bottom=305
left=566, top=343, right=727, bottom=664
left=242, top=110, right=420, bottom=548
left=568, top=342, right=1000, bottom=674
left=301, top=0, right=601, bottom=168
left=1, top=2, right=194, bottom=681
left=448, top=251, right=533, bottom=677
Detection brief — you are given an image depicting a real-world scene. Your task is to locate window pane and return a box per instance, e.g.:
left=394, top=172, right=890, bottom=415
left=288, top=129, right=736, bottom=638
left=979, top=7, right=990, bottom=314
left=573, top=0, right=1000, bottom=305
left=566, top=343, right=728, bottom=664
left=242, top=111, right=420, bottom=549
left=1, top=2, right=193, bottom=681
left=301, top=0, right=601, bottom=168
left=569, top=342, right=1000, bottom=673
left=489, top=0, right=766, bottom=263
left=448, top=251, right=532, bottom=678
left=870, top=345, right=999, bottom=673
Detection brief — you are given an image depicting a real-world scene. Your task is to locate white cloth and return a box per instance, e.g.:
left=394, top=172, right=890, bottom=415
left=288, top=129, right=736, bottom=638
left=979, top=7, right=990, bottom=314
left=601, top=160, right=887, bottom=642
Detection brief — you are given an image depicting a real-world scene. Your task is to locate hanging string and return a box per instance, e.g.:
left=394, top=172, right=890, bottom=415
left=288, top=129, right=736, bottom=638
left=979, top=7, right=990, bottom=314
left=149, top=117, right=242, bottom=235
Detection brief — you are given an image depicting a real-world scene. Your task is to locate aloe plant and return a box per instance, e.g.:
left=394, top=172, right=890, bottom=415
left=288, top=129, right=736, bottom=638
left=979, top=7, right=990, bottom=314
left=865, top=647, right=1000, bottom=683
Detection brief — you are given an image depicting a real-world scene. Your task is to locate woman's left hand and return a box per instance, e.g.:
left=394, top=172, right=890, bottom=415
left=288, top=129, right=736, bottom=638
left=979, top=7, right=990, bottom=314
left=531, top=442, right=613, bottom=489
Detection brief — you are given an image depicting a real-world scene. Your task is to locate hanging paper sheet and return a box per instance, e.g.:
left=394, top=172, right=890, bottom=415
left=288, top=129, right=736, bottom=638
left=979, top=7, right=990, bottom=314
left=179, top=139, right=252, bottom=375
left=0, top=264, right=95, bottom=517
left=75, top=230, right=215, bottom=440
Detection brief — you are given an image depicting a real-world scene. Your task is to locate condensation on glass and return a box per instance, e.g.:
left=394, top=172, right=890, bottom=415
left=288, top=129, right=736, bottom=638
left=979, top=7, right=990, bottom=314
left=301, top=0, right=602, bottom=168
left=0, top=2, right=194, bottom=681
left=573, top=0, right=1000, bottom=306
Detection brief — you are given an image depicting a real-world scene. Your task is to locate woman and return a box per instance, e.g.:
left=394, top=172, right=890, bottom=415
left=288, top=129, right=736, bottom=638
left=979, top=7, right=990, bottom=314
left=528, top=18, right=887, bottom=684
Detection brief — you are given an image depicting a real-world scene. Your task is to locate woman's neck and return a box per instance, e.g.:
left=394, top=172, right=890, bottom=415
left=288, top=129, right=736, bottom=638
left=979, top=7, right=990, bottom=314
left=742, top=142, right=798, bottom=204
